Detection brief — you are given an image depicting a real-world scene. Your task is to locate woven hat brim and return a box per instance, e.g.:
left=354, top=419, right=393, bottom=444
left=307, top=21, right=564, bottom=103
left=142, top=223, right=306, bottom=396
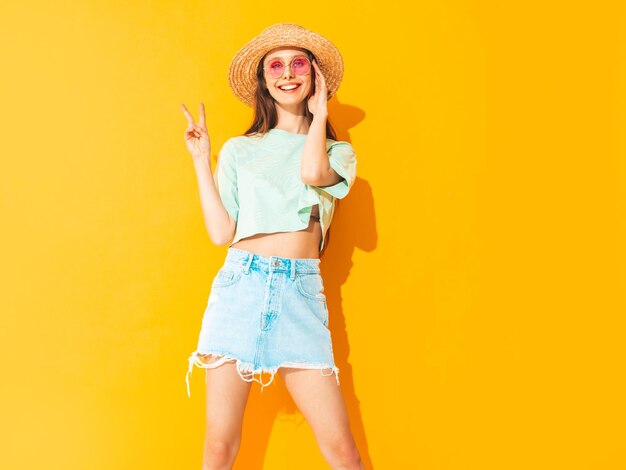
left=228, top=23, right=344, bottom=108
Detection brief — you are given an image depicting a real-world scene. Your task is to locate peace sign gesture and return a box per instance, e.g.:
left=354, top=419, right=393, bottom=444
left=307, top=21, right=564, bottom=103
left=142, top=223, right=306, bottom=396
left=180, top=103, right=211, bottom=163
left=307, top=59, right=329, bottom=117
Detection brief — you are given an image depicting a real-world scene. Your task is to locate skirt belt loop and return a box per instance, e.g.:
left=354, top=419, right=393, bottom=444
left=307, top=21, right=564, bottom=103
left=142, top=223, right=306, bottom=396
left=243, top=253, right=254, bottom=274
left=290, top=259, right=296, bottom=280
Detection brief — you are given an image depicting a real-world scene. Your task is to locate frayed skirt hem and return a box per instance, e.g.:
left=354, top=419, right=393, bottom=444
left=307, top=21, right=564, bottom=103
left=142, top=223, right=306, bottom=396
left=185, top=350, right=340, bottom=398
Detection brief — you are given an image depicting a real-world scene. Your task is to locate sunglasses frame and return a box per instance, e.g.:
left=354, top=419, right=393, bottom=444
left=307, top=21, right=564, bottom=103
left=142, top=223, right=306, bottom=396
left=263, top=55, right=312, bottom=79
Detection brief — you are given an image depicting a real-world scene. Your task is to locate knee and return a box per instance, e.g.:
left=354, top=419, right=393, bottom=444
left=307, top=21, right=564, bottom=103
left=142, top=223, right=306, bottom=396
left=202, top=438, right=239, bottom=470
left=322, top=436, right=362, bottom=469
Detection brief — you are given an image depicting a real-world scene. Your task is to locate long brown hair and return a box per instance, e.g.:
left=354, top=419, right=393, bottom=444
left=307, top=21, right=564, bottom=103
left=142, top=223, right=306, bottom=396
left=242, top=48, right=338, bottom=257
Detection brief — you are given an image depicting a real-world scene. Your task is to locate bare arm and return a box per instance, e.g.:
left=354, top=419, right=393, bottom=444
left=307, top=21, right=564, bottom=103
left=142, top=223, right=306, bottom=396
left=181, top=103, right=236, bottom=246
left=192, top=157, right=236, bottom=245
left=300, top=114, right=344, bottom=187
left=300, top=59, right=344, bottom=187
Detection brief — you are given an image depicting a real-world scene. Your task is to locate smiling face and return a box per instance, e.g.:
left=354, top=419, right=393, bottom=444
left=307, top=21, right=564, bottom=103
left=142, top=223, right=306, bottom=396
left=262, top=46, right=313, bottom=108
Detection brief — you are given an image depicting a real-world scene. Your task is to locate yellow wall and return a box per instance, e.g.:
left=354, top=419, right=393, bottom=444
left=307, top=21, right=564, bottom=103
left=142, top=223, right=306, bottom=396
left=1, top=1, right=625, bottom=468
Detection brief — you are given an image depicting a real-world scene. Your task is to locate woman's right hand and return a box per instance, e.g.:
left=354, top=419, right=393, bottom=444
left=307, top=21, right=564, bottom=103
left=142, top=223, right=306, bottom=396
left=180, top=103, right=211, bottom=164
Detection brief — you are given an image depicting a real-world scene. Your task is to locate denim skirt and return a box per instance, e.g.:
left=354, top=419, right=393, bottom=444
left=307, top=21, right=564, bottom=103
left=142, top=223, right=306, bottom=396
left=185, top=247, right=340, bottom=397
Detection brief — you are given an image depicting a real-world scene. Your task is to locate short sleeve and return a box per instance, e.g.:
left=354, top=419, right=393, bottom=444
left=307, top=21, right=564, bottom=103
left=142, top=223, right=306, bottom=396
left=313, top=141, right=357, bottom=199
left=214, top=139, right=239, bottom=222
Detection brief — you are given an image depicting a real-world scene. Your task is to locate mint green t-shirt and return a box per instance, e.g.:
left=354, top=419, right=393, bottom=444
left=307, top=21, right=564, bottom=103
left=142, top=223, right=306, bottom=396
left=213, top=128, right=357, bottom=252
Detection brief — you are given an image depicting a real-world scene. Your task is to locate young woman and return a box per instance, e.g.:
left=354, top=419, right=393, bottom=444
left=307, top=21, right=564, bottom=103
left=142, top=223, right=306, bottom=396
left=180, top=23, right=363, bottom=470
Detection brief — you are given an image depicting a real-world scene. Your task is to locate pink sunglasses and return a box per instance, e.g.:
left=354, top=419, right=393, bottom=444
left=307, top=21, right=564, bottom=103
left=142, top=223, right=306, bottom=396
left=264, top=55, right=312, bottom=79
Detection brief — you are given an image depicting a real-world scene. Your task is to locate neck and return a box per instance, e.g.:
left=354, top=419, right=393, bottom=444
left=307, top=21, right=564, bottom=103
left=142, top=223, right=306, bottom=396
left=274, top=102, right=311, bottom=134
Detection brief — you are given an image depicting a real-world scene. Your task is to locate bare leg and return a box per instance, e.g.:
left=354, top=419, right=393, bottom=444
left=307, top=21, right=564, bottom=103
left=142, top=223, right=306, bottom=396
left=278, top=367, right=365, bottom=470
left=199, top=355, right=252, bottom=470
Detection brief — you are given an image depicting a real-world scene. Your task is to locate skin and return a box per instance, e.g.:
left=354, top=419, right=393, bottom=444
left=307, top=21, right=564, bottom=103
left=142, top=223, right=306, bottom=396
left=180, top=47, right=364, bottom=470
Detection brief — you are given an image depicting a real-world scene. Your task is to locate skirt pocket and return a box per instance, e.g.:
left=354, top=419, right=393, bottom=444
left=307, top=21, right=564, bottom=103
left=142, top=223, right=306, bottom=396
left=211, top=265, right=244, bottom=289
left=295, top=273, right=329, bottom=326
left=295, top=272, right=326, bottom=301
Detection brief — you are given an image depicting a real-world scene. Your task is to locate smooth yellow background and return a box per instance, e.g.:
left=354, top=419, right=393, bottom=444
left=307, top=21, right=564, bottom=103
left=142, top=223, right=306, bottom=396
left=1, top=1, right=625, bottom=469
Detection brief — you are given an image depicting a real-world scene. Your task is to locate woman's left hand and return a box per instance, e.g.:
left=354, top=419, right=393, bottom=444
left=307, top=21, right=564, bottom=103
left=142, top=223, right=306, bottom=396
left=307, top=59, right=329, bottom=117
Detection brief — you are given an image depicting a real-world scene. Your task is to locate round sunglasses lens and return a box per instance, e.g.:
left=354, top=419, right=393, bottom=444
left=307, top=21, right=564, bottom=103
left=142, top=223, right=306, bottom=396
left=292, top=57, right=310, bottom=74
left=268, top=61, right=284, bottom=78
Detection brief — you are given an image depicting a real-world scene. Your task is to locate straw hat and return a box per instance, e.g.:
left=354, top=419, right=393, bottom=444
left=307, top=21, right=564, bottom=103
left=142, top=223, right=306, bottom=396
left=228, top=23, right=344, bottom=108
